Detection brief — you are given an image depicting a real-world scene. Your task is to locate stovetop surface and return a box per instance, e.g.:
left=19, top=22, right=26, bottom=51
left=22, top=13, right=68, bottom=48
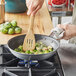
left=0, top=45, right=64, bottom=76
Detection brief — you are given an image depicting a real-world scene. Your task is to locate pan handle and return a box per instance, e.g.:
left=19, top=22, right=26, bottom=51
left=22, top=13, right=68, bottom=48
left=49, top=35, right=60, bottom=43
left=49, top=34, right=60, bottom=41
left=49, top=35, right=55, bottom=39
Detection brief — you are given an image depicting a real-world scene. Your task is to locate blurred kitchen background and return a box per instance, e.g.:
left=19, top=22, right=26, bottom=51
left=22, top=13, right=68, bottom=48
left=0, top=0, right=74, bottom=44
left=0, top=0, right=73, bottom=31
left=0, top=0, right=73, bottom=26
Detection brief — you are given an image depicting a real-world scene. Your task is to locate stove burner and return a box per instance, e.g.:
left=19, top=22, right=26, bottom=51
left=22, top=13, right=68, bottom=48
left=18, top=60, right=39, bottom=67
left=0, top=45, right=64, bottom=76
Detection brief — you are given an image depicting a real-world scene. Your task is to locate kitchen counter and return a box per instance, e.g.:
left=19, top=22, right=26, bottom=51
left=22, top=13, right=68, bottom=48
left=58, top=43, right=76, bottom=76
left=0, top=1, right=53, bottom=44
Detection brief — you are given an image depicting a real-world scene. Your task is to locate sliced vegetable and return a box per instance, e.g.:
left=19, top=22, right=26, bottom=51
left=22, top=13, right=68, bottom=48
left=14, top=42, right=53, bottom=54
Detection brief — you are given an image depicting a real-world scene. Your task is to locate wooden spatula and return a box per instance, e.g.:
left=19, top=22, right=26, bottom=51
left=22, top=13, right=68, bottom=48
left=23, top=15, right=35, bottom=51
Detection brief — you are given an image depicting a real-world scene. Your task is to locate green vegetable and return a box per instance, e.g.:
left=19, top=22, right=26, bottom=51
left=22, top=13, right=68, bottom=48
left=25, top=50, right=31, bottom=54
left=18, top=45, right=23, bottom=51
left=34, top=52, right=38, bottom=54
left=49, top=48, right=53, bottom=52
left=8, top=28, right=15, bottom=34
left=11, top=20, right=17, bottom=27
left=4, top=22, right=12, bottom=29
left=14, top=42, right=53, bottom=54
left=38, top=51, right=43, bottom=54
left=44, top=50, right=49, bottom=53
left=15, top=48, right=20, bottom=52
left=15, top=27, right=22, bottom=34
left=2, top=28, right=8, bottom=34
left=0, top=20, right=22, bottom=35
left=33, top=50, right=37, bottom=52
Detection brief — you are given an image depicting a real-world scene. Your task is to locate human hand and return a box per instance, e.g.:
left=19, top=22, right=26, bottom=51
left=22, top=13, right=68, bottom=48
left=57, top=24, right=76, bottom=40
left=26, top=0, right=44, bottom=16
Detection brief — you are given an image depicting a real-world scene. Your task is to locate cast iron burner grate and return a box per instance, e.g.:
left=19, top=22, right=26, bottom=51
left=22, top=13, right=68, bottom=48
left=0, top=45, right=64, bottom=76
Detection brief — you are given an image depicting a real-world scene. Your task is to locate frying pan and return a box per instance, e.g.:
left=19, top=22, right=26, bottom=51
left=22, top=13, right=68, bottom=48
left=7, top=34, right=59, bottom=61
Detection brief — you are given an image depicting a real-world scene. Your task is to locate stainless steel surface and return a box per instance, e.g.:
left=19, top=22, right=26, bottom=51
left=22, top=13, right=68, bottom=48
left=0, top=3, right=5, bottom=24
left=51, top=26, right=64, bottom=39
left=58, top=43, right=76, bottom=76
left=8, top=34, right=59, bottom=60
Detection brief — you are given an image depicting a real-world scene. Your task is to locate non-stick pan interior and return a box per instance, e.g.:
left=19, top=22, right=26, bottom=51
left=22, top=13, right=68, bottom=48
left=8, top=34, right=59, bottom=60
left=8, top=34, right=59, bottom=51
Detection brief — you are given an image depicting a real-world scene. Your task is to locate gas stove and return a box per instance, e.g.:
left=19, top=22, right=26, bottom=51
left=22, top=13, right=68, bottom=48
left=0, top=45, right=64, bottom=76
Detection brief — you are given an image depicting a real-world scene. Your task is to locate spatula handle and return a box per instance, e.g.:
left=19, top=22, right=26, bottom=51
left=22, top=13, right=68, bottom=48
left=29, top=15, right=35, bottom=31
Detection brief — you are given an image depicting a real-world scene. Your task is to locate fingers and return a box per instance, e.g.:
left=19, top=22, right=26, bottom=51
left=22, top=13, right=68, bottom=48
left=31, top=5, right=41, bottom=16
left=27, top=2, right=38, bottom=15
left=57, top=36, right=69, bottom=40
left=57, top=32, right=66, bottom=40
left=26, top=0, right=30, bottom=7
left=57, top=30, right=69, bottom=40
left=58, top=33, right=71, bottom=40
left=27, top=5, right=41, bottom=16
left=62, top=36, right=71, bottom=40
left=26, top=0, right=43, bottom=16
left=57, top=24, right=68, bottom=30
